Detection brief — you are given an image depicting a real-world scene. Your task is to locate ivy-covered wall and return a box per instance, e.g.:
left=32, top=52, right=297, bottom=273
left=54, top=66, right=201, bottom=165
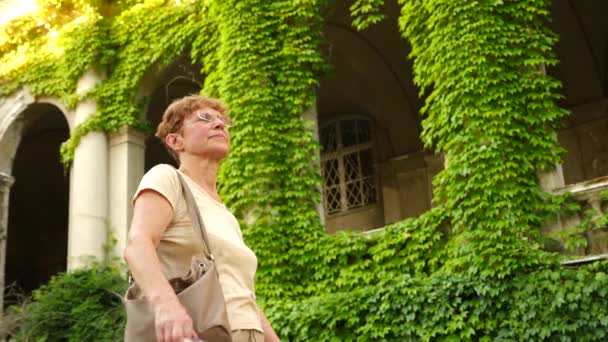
left=1, top=0, right=608, bottom=340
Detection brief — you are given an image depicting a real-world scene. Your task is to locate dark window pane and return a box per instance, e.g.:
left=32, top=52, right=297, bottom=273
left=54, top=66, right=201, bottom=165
left=320, top=122, right=337, bottom=153
left=362, top=177, right=377, bottom=205
left=360, top=148, right=374, bottom=177
left=341, top=120, right=357, bottom=147
left=325, top=186, right=341, bottom=213
left=322, top=159, right=339, bottom=186
left=346, top=181, right=362, bottom=208
left=357, top=119, right=371, bottom=143
left=344, top=152, right=361, bottom=181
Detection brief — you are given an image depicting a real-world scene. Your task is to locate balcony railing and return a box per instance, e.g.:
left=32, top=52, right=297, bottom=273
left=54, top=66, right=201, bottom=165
left=553, top=175, right=608, bottom=258
left=360, top=175, right=608, bottom=266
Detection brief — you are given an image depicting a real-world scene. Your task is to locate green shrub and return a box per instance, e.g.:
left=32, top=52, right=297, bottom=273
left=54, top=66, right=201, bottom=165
left=266, top=262, right=608, bottom=341
left=8, top=264, right=126, bottom=342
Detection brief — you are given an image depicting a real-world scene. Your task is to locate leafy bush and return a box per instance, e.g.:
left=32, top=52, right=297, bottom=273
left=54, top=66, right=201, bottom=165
left=250, top=208, right=608, bottom=341
left=266, top=261, right=608, bottom=341
left=7, top=264, right=126, bottom=342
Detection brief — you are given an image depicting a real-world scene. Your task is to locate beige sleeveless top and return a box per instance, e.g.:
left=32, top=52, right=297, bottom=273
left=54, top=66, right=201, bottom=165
left=133, top=164, right=262, bottom=332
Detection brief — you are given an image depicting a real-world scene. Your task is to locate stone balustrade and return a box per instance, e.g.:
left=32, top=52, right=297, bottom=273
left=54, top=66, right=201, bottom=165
left=361, top=175, right=608, bottom=261
left=553, top=175, right=608, bottom=256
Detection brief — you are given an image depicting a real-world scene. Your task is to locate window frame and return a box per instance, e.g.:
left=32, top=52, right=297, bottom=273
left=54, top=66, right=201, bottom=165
left=320, top=116, right=379, bottom=216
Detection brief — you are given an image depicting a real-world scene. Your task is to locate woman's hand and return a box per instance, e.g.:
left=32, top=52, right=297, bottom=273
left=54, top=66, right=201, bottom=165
left=259, top=309, right=281, bottom=342
left=154, top=298, right=199, bottom=342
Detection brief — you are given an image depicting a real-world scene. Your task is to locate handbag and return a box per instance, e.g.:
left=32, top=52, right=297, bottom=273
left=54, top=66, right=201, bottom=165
left=124, top=170, right=232, bottom=342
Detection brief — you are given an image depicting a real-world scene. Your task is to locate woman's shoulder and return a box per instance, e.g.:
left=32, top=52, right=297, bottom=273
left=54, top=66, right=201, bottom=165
left=143, top=163, right=178, bottom=181
left=134, top=164, right=183, bottom=210
left=147, top=163, right=177, bottom=175
left=138, top=164, right=180, bottom=194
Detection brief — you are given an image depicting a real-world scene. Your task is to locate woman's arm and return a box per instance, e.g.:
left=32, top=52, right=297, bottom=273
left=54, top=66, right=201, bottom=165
left=259, top=309, right=281, bottom=342
left=124, top=190, right=198, bottom=342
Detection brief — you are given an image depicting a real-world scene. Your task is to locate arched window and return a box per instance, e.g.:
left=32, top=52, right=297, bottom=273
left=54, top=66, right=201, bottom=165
left=320, top=118, right=377, bottom=215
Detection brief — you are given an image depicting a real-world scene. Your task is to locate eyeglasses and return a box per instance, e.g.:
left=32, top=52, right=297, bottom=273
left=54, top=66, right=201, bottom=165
left=194, top=112, right=235, bottom=128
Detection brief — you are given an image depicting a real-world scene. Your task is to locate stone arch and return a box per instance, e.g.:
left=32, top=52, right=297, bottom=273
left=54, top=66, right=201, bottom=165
left=549, top=0, right=607, bottom=107
left=139, top=57, right=204, bottom=171
left=0, top=93, right=70, bottom=308
left=550, top=0, right=608, bottom=185
left=317, top=1, right=444, bottom=232
left=318, top=22, right=422, bottom=161
left=104, top=58, right=204, bottom=256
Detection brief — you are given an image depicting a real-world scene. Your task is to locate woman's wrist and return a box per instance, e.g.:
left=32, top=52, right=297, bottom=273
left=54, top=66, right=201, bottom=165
left=150, top=294, right=180, bottom=309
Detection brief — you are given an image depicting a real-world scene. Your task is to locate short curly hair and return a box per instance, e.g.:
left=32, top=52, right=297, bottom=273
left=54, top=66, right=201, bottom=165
left=155, top=94, right=229, bottom=162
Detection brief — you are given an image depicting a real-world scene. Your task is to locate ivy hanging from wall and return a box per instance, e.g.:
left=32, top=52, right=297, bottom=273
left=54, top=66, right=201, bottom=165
left=1, top=0, right=607, bottom=340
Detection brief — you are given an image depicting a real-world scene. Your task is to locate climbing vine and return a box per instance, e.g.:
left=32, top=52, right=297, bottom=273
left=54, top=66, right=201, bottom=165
left=2, top=0, right=608, bottom=340
left=400, top=0, right=571, bottom=277
left=0, top=1, right=103, bottom=106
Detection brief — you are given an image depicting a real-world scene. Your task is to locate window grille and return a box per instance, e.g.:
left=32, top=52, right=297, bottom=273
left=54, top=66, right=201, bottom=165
left=320, top=118, right=377, bottom=215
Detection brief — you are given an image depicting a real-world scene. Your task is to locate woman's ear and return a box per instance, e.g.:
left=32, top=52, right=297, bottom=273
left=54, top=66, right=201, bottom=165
left=165, top=133, right=184, bottom=153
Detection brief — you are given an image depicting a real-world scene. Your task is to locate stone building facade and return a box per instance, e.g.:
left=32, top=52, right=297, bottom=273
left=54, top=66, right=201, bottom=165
left=0, top=0, right=607, bottom=306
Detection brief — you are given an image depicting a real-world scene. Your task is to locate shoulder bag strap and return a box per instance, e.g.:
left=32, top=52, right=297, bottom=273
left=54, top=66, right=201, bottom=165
left=175, top=170, right=214, bottom=260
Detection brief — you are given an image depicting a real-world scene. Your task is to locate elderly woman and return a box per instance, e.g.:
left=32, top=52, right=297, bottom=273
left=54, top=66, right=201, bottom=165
left=124, top=95, right=280, bottom=342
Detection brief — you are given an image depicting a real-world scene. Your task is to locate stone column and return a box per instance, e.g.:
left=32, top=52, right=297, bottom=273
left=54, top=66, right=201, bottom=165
left=109, top=126, right=146, bottom=262
left=424, top=153, right=445, bottom=207
left=67, top=69, right=109, bottom=270
left=539, top=163, right=566, bottom=192
left=537, top=64, right=566, bottom=192
left=538, top=153, right=568, bottom=241
left=0, top=173, right=14, bottom=311
left=302, top=101, right=325, bottom=224
left=537, top=146, right=567, bottom=234
left=380, top=163, right=402, bottom=224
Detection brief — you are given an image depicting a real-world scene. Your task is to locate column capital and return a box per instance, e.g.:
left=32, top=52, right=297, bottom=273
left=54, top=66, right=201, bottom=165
left=539, top=164, right=565, bottom=192
left=0, top=173, right=14, bottom=190
left=109, top=125, right=147, bottom=148
left=77, top=68, right=105, bottom=95
left=424, top=153, right=445, bottom=174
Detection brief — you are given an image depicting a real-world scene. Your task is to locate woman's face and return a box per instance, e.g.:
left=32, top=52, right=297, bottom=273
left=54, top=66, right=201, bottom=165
left=175, top=106, right=231, bottom=160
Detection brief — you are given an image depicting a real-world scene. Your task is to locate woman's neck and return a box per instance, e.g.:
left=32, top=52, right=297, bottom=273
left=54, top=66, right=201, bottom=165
left=178, top=156, right=221, bottom=201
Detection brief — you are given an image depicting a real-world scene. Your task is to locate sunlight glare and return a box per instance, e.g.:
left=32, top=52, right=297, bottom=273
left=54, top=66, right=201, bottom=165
left=0, top=0, right=38, bottom=27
